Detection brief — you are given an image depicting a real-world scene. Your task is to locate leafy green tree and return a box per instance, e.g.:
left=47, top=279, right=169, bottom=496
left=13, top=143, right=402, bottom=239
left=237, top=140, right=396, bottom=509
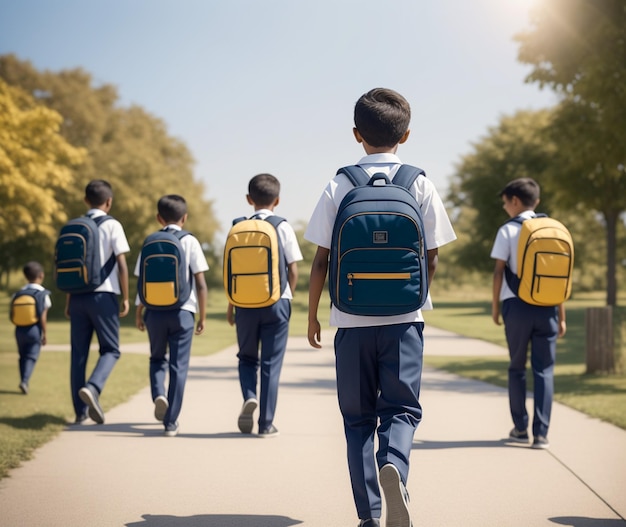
left=515, top=0, right=626, bottom=305
left=0, top=55, right=219, bottom=288
left=0, top=79, right=85, bottom=284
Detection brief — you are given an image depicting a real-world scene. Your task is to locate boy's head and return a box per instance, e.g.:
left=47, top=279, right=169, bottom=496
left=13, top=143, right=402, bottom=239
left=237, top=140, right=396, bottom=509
left=247, top=174, right=280, bottom=209
left=85, top=180, right=113, bottom=208
left=499, top=178, right=540, bottom=217
left=157, top=195, right=188, bottom=224
left=23, top=261, right=44, bottom=283
left=353, top=88, right=411, bottom=148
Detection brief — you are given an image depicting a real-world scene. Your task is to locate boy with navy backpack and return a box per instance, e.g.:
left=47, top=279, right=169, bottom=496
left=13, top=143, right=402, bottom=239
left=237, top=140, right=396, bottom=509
left=225, top=174, right=303, bottom=437
left=58, top=179, right=130, bottom=425
left=10, top=261, right=51, bottom=395
left=491, top=177, right=567, bottom=450
left=306, top=88, right=456, bottom=527
left=135, top=194, right=208, bottom=437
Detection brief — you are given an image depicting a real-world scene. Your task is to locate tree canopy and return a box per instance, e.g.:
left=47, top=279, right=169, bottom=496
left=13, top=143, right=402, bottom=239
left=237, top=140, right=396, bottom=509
left=0, top=55, right=220, bottom=290
left=515, top=0, right=626, bottom=305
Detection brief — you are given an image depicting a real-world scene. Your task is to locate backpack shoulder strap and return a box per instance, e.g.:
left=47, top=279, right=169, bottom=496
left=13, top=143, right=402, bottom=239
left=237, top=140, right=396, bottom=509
left=391, top=164, right=426, bottom=191
left=91, top=214, right=113, bottom=226
left=336, top=165, right=370, bottom=187
left=172, top=229, right=191, bottom=240
left=263, top=215, right=286, bottom=229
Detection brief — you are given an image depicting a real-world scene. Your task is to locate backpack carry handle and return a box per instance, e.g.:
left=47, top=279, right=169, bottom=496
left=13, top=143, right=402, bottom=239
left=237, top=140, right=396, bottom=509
left=367, top=173, right=391, bottom=186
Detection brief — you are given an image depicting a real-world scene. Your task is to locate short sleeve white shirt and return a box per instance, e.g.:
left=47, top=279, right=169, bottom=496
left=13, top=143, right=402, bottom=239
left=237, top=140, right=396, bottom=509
left=133, top=224, right=210, bottom=313
left=490, top=210, right=537, bottom=301
left=87, top=209, right=130, bottom=295
left=304, top=153, right=457, bottom=328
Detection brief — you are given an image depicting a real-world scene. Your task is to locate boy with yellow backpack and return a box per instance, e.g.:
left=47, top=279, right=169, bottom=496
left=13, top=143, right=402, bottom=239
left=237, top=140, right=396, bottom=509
left=491, top=177, right=573, bottom=450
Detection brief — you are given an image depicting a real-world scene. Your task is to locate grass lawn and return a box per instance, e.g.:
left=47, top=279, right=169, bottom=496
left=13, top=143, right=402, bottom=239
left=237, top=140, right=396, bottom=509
left=1, top=286, right=624, bottom=479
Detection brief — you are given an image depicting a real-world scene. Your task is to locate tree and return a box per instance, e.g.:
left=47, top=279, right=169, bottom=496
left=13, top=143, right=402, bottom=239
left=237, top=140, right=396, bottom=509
left=515, top=0, right=626, bottom=305
left=0, top=79, right=85, bottom=284
left=0, top=55, right=219, bottom=285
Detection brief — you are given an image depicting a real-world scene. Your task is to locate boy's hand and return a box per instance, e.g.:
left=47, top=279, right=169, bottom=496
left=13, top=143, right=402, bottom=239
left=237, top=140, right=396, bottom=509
left=492, top=305, right=502, bottom=326
left=119, top=299, right=130, bottom=317
left=41, top=335, right=47, bottom=346
left=195, top=320, right=205, bottom=335
left=226, top=303, right=235, bottom=326
left=308, top=319, right=322, bottom=349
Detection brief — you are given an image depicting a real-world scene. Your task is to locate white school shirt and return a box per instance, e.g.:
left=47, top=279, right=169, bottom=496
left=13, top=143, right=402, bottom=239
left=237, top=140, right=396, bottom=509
left=249, top=209, right=304, bottom=300
left=134, top=224, right=210, bottom=313
left=490, top=210, right=538, bottom=301
left=87, top=209, right=130, bottom=295
left=304, top=152, right=457, bottom=328
left=21, top=283, right=52, bottom=310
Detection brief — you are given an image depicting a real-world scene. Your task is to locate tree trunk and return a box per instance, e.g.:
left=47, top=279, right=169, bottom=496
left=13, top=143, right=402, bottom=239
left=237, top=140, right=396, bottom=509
left=605, top=210, right=618, bottom=307
left=585, top=306, right=615, bottom=374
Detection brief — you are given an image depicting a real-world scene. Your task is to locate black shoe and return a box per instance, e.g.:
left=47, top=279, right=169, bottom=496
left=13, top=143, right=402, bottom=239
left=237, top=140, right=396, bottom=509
left=164, top=421, right=179, bottom=437
left=18, top=382, right=29, bottom=395
left=237, top=398, right=258, bottom=434
left=508, top=427, right=529, bottom=444
left=532, top=435, right=550, bottom=449
left=78, top=385, right=105, bottom=424
left=72, top=412, right=89, bottom=425
left=359, top=519, right=381, bottom=527
left=258, top=424, right=279, bottom=438
left=379, top=464, right=412, bottom=527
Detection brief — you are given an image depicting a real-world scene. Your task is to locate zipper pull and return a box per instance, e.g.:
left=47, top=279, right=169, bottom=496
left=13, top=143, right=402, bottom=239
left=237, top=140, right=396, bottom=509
left=347, top=273, right=353, bottom=301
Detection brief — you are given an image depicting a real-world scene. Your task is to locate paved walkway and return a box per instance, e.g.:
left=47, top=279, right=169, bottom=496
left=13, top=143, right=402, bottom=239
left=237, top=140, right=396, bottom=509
left=1, top=327, right=625, bottom=526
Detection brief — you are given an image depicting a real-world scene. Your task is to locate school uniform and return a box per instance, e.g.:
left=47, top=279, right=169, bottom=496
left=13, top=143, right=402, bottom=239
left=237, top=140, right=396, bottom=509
left=234, top=209, right=303, bottom=431
left=305, top=153, right=456, bottom=519
left=69, top=209, right=130, bottom=419
left=491, top=210, right=559, bottom=439
left=15, top=283, right=51, bottom=386
left=134, top=224, right=209, bottom=428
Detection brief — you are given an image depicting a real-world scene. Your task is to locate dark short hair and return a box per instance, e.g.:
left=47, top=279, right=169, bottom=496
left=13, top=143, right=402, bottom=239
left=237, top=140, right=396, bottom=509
left=157, top=194, right=188, bottom=223
left=354, top=88, right=411, bottom=148
left=248, top=174, right=280, bottom=207
left=85, top=180, right=113, bottom=206
left=499, top=178, right=540, bottom=207
left=23, top=261, right=44, bottom=281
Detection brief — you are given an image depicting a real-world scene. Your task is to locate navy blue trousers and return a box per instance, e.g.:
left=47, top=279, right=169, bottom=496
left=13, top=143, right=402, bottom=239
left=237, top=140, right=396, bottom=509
left=502, top=298, right=558, bottom=438
left=69, top=293, right=120, bottom=417
left=235, top=299, right=291, bottom=430
left=144, top=309, right=195, bottom=427
left=16, top=325, right=42, bottom=385
left=335, top=322, right=424, bottom=520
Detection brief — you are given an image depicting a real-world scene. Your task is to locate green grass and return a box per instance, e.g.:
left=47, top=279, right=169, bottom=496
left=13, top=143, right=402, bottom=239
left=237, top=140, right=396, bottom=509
left=1, top=286, right=624, bottom=479
left=423, top=289, right=626, bottom=430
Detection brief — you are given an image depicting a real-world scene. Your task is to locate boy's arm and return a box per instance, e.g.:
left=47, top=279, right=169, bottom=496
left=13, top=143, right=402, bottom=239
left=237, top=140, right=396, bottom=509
left=287, top=261, right=299, bottom=294
left=492, top=259, right=506, bottom=325
left=427, top=248, right=438, bottom=286
left=558, top=303, right=567, bottom=337
left=135, top=304, right=145, bottom=331
left=308, top=246, right=329, bottom=349
left=116, top=253, right=130, bottom=317
left=194, top=271, right=207, bottom=335
left=64, top=293, right=70, bottom=319
left=227, top=302, right=235, bottom=326
left=40, top=308, right=49, bottom=345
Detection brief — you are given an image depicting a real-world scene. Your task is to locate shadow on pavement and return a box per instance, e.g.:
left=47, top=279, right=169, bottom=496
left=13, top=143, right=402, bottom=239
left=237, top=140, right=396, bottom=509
left=125, top=514, right=303, bottom=526
left=549, top=517, right=626, bottom=526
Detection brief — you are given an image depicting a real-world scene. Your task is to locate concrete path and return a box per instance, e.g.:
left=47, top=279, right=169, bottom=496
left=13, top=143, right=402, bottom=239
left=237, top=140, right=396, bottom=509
left=0, top=327, right=625, bottom=526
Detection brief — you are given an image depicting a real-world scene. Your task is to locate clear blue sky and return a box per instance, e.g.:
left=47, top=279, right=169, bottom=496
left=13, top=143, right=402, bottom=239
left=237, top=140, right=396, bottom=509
left=0, top=0, right=554, bottom=239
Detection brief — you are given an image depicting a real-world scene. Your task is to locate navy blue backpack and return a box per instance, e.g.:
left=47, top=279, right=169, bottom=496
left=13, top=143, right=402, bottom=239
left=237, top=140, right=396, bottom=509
left=138, top=229, right=192, bottom=310
left=54, top=215, right=116, bottom=294
left=329, top=165, right=428, bottom=316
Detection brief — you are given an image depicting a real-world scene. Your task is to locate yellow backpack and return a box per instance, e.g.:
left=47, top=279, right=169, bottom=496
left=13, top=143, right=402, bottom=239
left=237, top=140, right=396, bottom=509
left=505, top=215, right=574, bottom=306
left=223, top=215, right=287, bottom=308
left=10, top=289, right=50, bottom=327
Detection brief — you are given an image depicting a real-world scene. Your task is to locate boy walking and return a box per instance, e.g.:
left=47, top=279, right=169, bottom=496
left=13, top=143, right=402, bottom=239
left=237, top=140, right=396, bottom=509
left=227, top=173, right=303, bottom=437
left=67, top=179, right=130, bottom=425
left=11, top=261, right=51, bottom=394
left=491, top=178, right=567, bottom=450
left=306, top=88, right=456, bottom=527
left=135, top=194, right=208, bottom=437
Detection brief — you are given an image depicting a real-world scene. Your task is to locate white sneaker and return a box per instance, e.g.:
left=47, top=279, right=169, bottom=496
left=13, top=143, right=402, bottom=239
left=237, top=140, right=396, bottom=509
left=237, top=398, right=258, bottom=434
left=154, top=395, right=169, bottom=422
left=379, top=464, right=412, bottom=527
